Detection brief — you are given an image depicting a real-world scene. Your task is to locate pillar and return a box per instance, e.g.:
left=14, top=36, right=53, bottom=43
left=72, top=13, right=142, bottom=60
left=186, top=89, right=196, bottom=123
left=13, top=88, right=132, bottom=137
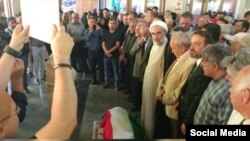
left=127, top=0, right=132, bottom=13
left=235, top=0, right=246, bottom=19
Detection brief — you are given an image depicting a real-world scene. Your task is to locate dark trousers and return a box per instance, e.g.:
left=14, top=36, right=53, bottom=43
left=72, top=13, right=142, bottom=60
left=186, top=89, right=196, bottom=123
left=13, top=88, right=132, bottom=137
left=104, top=57, right=119, bottom=87
left=70, top=40, right=89, bottom=73
left=98, top=52, right=104, bottom=82
left=19, top=53, right=29, bottom=90
left=154, top=101, right=183, bottom=139
left=120, top=57, right=134, bottom=93
left=119, top=60, right=126, bottom=83
left=88, top=49, right=100, bottom=81
left=82, top=47, right=89, bottom=74
left=132, top=77, right=142, bottom=108
left=154, top=100, right=171, bottom=139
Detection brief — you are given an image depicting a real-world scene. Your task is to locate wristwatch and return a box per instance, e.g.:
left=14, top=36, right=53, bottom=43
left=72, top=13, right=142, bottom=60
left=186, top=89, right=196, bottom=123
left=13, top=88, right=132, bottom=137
left=4, top=46, right=21, bottom=57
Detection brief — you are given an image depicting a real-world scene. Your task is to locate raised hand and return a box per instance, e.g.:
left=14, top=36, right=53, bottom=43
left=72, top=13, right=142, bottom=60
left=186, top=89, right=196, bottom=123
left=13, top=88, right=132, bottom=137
left=51, top=25, right=74, bottom=64
left=9, top=24, right=29, bottom=51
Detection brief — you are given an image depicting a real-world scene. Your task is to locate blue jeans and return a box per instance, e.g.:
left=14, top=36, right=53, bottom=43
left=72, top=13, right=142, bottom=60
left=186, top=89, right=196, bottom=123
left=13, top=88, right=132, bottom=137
left=88, top=49, right=100, bottom=81
left=103, top=57, right=119, bottom=87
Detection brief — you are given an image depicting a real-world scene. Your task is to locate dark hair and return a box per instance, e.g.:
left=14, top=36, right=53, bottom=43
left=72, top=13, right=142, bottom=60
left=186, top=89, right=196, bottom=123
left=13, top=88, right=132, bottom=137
left=181, top=12, right=193, bottom=21
left=171, top=12, right=177, bottom=21
left=172, top=25, right=185, bottom=32
left=109, top=17, right=117, bottom=23
left=235, top=19, right=250, bottom=32
left=244, top=11, right=250, bottom=18
left=203, top=12, right=212, bottom=18
left=192, top=30, right=215, bottom=45
left=155, top=14, right=165, bottom=22
left=7, top=17, right=16, bottom=23
left=97, top=16, right=105, bottom=28
left=103, top=8, right=109, bottom=12
left=147, top=9, right=158, bottom=18
left=202, top=23, right=221, bottom=43
left=152, top=6, right=158, bottom=10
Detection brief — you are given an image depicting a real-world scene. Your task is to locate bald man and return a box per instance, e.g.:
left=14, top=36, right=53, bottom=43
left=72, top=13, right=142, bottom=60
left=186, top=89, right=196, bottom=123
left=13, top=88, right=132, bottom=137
left=229, top=65, right=250, bottom=124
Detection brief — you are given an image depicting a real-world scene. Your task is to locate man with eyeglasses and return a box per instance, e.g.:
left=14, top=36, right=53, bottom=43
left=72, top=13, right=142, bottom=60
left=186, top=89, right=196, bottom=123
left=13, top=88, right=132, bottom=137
left=194, top=44, right=233, bottom=125
left=0, top=24, right=77, bottom=139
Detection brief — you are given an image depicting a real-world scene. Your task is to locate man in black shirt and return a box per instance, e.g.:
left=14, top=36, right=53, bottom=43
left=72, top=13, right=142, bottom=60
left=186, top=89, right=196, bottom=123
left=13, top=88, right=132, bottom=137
left=102, top=18, right=122, bottom=91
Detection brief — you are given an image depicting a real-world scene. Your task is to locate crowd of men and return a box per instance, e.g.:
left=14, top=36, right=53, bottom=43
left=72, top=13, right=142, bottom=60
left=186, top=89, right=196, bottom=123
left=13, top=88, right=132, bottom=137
left=0, top=6, right=250, bottom=139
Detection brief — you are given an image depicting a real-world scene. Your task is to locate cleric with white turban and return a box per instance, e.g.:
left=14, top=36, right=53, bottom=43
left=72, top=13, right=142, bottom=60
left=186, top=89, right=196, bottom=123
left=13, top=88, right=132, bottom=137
left=149, top=20, right=168, bottom=33
left=141, top=20, right=169, bottom=138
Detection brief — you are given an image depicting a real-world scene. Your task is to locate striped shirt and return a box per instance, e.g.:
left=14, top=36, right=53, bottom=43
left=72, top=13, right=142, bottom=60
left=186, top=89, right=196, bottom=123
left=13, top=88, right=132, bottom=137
left=194, top=75, right=233, bottom=125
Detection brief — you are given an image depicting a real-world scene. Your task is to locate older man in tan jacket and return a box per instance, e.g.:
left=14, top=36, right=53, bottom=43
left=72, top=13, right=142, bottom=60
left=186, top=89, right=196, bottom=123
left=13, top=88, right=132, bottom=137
left=155, top=31, right=196, bottom=138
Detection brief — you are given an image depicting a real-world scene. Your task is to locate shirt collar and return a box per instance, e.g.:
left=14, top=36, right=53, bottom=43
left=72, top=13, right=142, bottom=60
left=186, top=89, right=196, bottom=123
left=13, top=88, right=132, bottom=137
left=196, top=58, right=201, bottom=67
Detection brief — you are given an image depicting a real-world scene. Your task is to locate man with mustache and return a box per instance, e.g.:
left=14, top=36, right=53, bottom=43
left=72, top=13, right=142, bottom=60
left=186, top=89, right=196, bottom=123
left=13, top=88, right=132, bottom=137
left=178, top=30, right=215, bottom=136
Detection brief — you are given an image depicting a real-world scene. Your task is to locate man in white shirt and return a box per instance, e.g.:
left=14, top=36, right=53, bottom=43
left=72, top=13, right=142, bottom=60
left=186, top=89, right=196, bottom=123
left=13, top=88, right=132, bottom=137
left=223, top=47, right=250, bottom=124
left=229, top=65, right=250, bottom=125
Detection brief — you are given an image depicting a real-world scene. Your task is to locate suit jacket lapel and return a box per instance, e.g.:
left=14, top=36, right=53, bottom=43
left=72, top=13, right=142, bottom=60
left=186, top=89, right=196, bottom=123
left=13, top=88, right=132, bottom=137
left=141, top=39, right=153, bottom=63
left=188, top=65, right=202, bottom=80
left=163, top=59, right=177, bottom=83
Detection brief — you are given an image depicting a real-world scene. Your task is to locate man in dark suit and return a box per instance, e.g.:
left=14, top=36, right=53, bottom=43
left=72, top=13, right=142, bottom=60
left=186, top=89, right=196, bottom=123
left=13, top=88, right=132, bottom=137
left=129, top=23, right=153, bottom=111
left=178, top=30, right=215, bottom=136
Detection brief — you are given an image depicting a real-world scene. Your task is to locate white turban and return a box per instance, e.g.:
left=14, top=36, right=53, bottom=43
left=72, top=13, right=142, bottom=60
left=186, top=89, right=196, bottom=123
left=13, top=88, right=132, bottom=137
left=149, top=20, right=168, bottom=33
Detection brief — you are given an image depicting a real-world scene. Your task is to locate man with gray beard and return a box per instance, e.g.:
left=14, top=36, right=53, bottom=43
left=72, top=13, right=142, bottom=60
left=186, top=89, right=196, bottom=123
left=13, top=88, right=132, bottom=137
left=141, top=21, right=168, bottom=138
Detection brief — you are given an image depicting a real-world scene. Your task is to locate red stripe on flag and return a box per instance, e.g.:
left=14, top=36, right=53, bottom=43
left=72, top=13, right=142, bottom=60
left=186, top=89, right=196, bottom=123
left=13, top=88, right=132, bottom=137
left=100, top=111, right=113, bottom=139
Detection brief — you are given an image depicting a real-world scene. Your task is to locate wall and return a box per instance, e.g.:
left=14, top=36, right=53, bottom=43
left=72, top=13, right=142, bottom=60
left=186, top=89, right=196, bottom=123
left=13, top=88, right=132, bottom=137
left=0, top=0, right=4, bottom=10
left=246, top=0, right=250, bottom=11
left=164, top=0, right=187, bottom=14
left=11, top=0, right=20, bottom=16
left=76, top=0, right=98, bottom=17
left=235, top=0, right=246, bottom=19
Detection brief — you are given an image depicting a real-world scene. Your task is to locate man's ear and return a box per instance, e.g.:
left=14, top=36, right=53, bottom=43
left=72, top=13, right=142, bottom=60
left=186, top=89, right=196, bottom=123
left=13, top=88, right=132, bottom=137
left=210, top=63, right=218, bottom=70
left=243, top=88, right=250, bottom=104
left=180, top=46, right=186, bottom=53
